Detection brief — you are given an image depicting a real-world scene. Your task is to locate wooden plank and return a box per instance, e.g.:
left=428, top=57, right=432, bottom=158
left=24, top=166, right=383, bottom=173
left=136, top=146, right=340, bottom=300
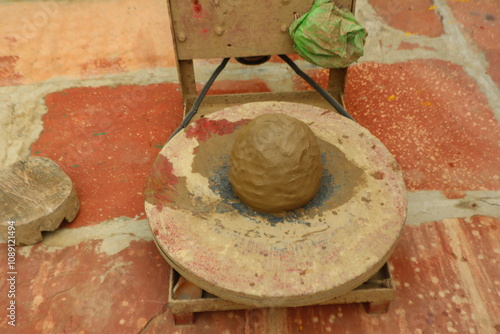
left=328, top=68, right=347, bottom=102
left=177, top=59, right=197, bottom=114
left=169, top=0, right=354, bottom=60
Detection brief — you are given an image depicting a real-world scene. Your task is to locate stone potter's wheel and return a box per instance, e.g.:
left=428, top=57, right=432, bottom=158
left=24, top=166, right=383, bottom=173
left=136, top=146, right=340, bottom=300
left=145, top=102, right=407, bottom=308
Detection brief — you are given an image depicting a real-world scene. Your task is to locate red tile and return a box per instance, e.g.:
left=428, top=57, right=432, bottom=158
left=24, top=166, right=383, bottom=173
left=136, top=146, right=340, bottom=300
left=293, top=68, right=330, bottom=91
left=284, top=216, right=500, bottom=333
left=461, top=216, right=500, bottom=314
left=31, top=83, right=184, bottom=227
left=142, top=308, right=268, bottom=333
left=446, top=0, right=500, bottom=88
left=0, top=239, right=170, bottom=332
left=368, top=0, right=444, bottom=37
left=345, top=60, right=500, bottom=191
left=389, top=216, right=500, bottom=333
left=2, top=216, right=497, bottom=333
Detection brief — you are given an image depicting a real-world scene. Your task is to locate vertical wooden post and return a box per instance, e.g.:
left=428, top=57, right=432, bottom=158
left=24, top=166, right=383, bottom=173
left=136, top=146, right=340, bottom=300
left=177, top=59, right=197, bottom=115
left=326, top=0, right=356, bottom=106
left=327, top=68, right=347, bottom=105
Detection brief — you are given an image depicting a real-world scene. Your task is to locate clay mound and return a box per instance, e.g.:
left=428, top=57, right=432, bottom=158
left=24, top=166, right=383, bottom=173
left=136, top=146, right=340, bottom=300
left=229, top=113, right=322, bottom=213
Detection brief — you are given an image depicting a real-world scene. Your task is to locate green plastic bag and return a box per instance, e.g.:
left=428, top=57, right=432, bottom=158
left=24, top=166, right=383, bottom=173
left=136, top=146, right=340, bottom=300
left=290, top=0, right=367, bottom=68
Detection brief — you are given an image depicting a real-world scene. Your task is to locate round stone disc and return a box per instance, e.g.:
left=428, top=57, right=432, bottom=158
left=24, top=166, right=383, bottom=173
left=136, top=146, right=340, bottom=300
left=145, top=101, right=407, bottom=307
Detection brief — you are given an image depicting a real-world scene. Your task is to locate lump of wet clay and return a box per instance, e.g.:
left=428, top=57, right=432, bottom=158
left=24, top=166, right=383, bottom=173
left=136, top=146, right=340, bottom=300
left=229, top=113, right=322, bottom=213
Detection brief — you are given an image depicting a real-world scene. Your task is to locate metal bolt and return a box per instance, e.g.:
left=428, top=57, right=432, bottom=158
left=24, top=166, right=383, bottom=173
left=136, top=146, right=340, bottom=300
left=281, top=24, right=288, bottom=32
left=215, top=26, right=224, bottom=36
left=177, top=33, right=186, bottom=42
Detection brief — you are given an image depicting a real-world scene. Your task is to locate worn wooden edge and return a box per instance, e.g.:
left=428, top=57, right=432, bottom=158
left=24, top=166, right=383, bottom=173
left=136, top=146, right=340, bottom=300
left=153, top=224, right=402, bottom=308
left=0, top=157, right=80, bottom=246
left=147, top=102, right=407, bottom=308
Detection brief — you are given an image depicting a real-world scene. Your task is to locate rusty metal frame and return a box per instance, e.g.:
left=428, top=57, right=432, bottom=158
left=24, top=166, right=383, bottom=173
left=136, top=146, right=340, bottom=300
left=168, top=264, right=395, bottom=325
left=166, top=0, right=357, bottom=116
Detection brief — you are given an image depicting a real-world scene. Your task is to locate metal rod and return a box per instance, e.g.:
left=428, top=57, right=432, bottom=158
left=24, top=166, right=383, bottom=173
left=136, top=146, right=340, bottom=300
left=168, top=57, right=231, bottom=142
left=279, top=54, right=355, bottom=121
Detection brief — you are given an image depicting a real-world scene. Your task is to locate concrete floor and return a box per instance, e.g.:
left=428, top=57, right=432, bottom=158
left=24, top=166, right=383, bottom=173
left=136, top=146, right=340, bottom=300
left=0, top=0, right=499, bottom=333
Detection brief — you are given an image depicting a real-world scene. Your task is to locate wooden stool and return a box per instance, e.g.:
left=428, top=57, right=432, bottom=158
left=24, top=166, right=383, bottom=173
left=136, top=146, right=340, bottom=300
left=0, top=157, right=80, bottom=245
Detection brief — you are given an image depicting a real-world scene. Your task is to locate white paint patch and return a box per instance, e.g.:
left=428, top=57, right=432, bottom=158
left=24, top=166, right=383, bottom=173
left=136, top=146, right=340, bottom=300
left=40, top=217, right=153, bottom=255
left=17, top=245, right=34, bottom=258
left=395, top=308, right=406, bottom=317
left=406, top=191, right=500, bottom=226
left=33, top=295, right=44, bottom=309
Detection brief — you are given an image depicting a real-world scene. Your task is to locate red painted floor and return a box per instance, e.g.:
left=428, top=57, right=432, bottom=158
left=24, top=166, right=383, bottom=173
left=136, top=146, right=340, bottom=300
left=368, top=0, right=444, bottom=37
left=447, top=0, right=500, bottom=88
left=345, top=60, right=500, bottom=192
left=31, top=84, right=184, bottom=227
left=0, top=0, right=499, bottom=333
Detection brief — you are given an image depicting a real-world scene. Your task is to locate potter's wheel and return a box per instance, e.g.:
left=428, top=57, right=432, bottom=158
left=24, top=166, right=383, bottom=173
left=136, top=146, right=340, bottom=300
left=145, top=101, right=407, bottom=307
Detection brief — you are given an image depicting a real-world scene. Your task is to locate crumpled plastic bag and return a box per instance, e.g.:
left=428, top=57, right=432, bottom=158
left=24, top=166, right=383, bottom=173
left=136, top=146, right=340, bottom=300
left=289, top=0, right=367, bottom=68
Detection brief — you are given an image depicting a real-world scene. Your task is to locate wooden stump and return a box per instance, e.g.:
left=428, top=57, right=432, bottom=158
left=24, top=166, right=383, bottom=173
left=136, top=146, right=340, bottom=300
left=0, top=157, right=80, bottom=246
